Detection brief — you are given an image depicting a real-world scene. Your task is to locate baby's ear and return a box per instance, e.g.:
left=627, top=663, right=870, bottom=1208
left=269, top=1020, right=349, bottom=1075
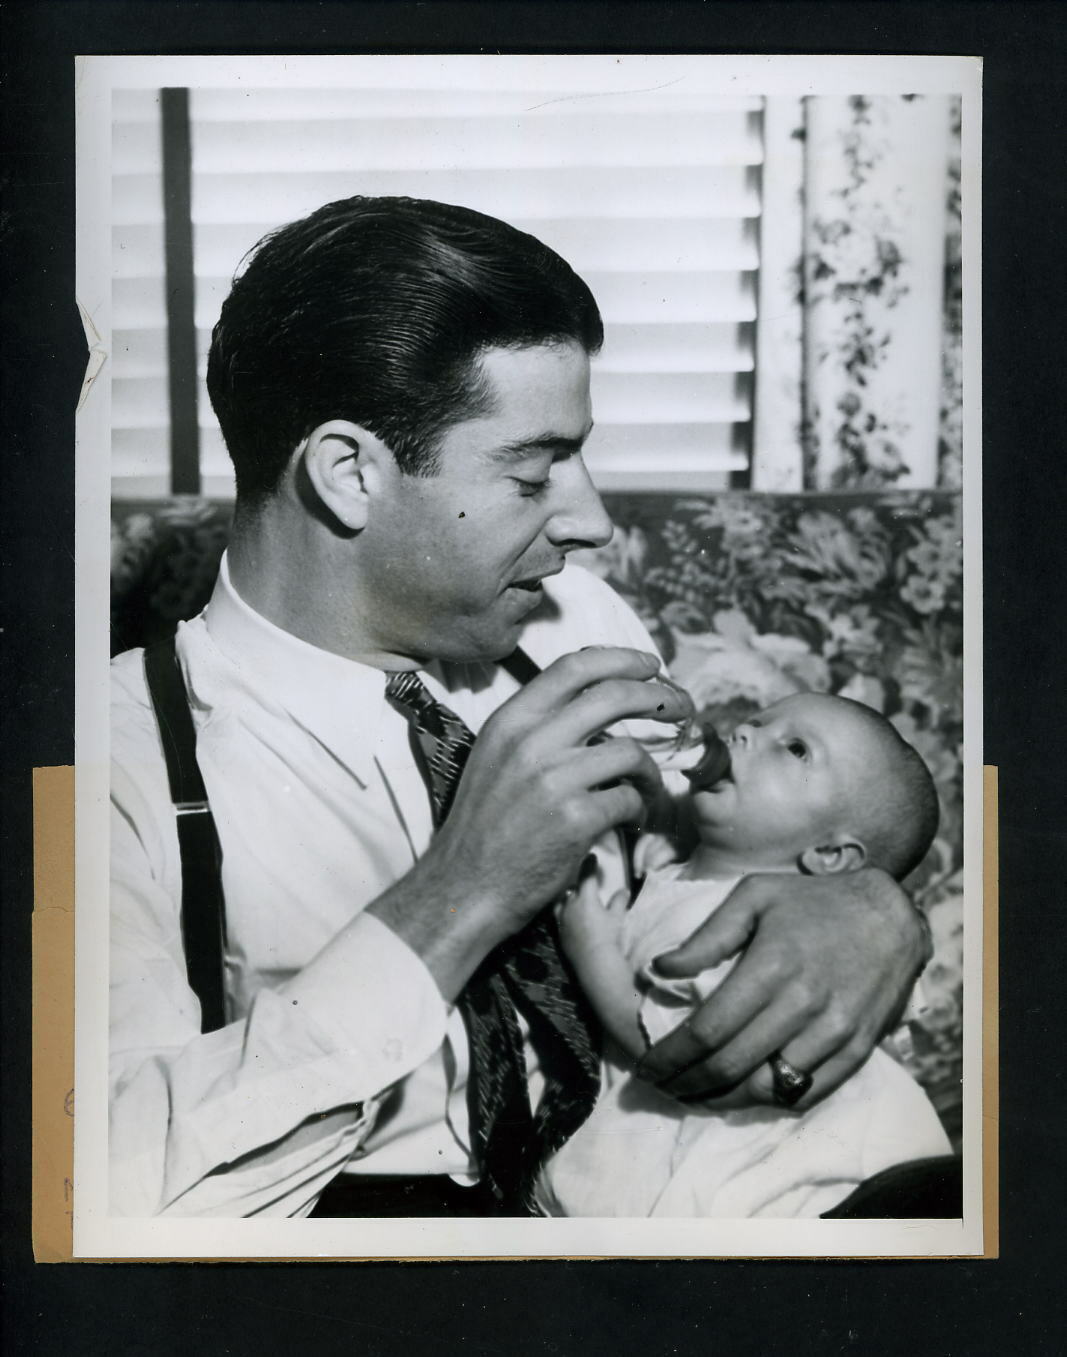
left=799, top=840, right=868, bottom=875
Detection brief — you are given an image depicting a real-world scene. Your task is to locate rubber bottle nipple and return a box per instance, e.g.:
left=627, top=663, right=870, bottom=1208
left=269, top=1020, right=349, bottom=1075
left=682, top=730, right=732, bottom=791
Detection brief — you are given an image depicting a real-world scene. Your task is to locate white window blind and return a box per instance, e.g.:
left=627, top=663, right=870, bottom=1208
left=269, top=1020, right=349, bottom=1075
left=112, top=83, right=765, bottom=499
left=112, top=88, right=171, bottom=497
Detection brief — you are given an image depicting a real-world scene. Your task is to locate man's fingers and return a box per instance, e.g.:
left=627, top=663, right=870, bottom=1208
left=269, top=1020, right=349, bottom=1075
left=654, top=995, right=851, bottom=1101
left=653, top=998, right=800, bottom=1099
left=767, top=1039, right=873, bottom=1106
left=631, top=870, right=925, bottom=1111
left=633, top=961, right=771, bottom=1085
left=650, top=882, right=763, bottom=978
left=550, top=674, right=694, bottom=747
left=565, top=737, right=664, bottom=805
left=502, top=647, right=664, bottom=722
left=743, top=1027, right=872, bottom=1108
left=587, top=781, right=647, bottom=835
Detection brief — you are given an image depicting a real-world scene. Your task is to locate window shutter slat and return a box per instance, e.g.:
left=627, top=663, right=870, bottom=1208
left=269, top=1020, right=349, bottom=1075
left=113, top=89, right=164, bottom=120
left=112, top=93, right=169, bottom=495
left=113, top=427, right=170, bottom=479
left=192, top=217, right=758, bottom=277
left=582, top=272, right=756, bottom=325
left=597, top=323, right=754, bottom=374
left=113, top=173, right=166, bottom=225
left=584, top=423, right=747, bottom=471
left=112, top=327, right=168, bottom=377
left=191, top=166, right=759, bottom=224
left=112, top=119, right=168, bottom=175
left=112, top=375, right=170, bottom=426
left=192, top=112, right=760, bottom=173
left=592, top=372, right=751, bottom=425
left=113, top=276, right=168, bottom=329
left=190, top=86, right=763, bottom=121
left=112, top=223, right=167, bottom=277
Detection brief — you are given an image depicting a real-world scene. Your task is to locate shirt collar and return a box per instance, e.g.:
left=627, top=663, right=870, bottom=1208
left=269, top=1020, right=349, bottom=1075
left=203, top=552, right=389, bottom=786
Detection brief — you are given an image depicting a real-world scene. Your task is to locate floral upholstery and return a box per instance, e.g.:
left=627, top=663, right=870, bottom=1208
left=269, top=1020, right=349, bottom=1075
left=111, top=499, right=233, bottom=657
left=111, top=490, right=964, bottom=1147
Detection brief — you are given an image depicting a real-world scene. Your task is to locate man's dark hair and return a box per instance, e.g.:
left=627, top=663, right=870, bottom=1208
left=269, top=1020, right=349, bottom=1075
left=206, top=195, right=604, bottom=503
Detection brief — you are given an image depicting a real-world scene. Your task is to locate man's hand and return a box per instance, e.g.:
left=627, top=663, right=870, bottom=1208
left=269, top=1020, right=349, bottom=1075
left=633, top=868, right=931, bottom=1109
left=369, top=647, right=692, bottom=999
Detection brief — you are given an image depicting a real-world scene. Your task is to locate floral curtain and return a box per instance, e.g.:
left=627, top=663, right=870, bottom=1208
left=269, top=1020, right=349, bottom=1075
left=753, top=94, right=963, bottom=491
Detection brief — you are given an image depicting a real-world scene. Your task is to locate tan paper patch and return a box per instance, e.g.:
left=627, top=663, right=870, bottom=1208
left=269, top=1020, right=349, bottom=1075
left=32, top=766, right=75, bottom=1263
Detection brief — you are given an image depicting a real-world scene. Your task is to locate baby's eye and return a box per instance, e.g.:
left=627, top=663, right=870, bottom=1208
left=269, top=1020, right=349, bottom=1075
left=515, top=478, right=551, bottom=498
left=786, top=739, right=808, bottom=760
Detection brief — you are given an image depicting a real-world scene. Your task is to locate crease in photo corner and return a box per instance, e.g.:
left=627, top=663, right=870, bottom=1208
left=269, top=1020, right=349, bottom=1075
left=77, top=300, right=107, bottom=411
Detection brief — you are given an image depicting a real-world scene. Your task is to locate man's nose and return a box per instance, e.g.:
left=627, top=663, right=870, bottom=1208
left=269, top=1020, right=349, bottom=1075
left=545, top=458, right=614, bottom=551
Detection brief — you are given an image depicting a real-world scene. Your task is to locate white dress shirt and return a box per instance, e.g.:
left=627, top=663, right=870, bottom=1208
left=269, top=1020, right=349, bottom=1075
left=109, top=555, right=668, bottom=1217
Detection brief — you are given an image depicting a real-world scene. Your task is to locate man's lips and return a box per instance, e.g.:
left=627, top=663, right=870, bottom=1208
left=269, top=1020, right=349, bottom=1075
left=507, top=564, right=565, bottom=592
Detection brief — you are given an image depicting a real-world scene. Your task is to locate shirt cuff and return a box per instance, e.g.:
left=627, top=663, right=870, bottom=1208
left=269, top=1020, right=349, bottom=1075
left=278, top=912, right=449, bottom=1085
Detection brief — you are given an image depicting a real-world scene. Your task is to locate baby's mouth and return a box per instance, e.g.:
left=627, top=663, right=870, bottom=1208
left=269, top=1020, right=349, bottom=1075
left=683, top=731, right=732, bottom=792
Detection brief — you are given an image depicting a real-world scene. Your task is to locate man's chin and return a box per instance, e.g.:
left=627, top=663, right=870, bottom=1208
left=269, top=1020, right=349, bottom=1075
left=430, top=622, right=526, bottom=667
left=477, top=600, right=552, bottom=659
left=428, top=592, right=558, bottom=666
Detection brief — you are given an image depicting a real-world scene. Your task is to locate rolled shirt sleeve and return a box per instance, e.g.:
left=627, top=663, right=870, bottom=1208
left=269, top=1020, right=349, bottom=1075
left=109, top=793, right=449, bottom=1218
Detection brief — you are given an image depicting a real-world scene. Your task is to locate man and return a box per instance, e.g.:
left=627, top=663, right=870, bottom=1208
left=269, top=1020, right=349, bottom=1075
left=110, top=196, right=929, bottom=1217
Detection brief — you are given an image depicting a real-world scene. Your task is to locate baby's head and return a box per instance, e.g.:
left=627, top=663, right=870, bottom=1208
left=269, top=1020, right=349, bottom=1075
left=686, top=693, right=938, bottom=881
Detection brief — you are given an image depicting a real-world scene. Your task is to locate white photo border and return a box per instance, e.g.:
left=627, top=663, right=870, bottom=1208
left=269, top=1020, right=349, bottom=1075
left=74, top=52, right=985, bottom=1260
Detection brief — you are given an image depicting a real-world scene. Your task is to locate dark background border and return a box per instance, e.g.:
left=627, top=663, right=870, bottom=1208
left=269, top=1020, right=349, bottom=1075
left=3, top=4, right=1064, bottom=1353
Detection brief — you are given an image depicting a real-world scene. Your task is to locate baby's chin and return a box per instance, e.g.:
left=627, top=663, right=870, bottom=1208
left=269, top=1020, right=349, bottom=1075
left=688, top=818, right=810, bottom=872
left=687, top=787, right=736, bottom=841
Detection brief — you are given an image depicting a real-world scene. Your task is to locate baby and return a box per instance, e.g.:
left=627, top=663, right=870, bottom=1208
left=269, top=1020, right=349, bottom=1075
left=536, top=692, right=952, bottom=1218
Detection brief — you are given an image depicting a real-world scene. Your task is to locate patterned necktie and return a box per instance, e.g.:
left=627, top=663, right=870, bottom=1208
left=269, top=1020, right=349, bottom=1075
left=385, top=668, right=602, bottom=1214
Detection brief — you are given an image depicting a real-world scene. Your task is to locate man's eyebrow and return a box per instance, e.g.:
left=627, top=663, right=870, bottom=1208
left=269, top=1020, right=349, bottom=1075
left=491, top=427, right=594, bottom=461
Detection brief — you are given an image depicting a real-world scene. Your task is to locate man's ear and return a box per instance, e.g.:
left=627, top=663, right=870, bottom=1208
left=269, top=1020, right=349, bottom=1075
left=301, top=420, right=395, bottom=531
left=799, top=839, right=868, bottom=876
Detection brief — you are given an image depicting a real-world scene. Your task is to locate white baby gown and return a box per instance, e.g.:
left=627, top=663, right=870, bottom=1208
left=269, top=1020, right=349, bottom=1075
left=536, top=868, right=952, bottom=1218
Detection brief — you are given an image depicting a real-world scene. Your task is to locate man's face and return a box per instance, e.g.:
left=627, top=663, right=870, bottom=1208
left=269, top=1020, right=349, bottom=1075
left=362, top=341, right=613, bottom=664
left=690, top=695, right=878, bottom=868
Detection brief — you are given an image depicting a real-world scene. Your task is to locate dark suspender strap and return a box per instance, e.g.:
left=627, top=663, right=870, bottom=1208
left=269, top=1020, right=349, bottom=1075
left=143, top=635, right=229, bottom=1034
